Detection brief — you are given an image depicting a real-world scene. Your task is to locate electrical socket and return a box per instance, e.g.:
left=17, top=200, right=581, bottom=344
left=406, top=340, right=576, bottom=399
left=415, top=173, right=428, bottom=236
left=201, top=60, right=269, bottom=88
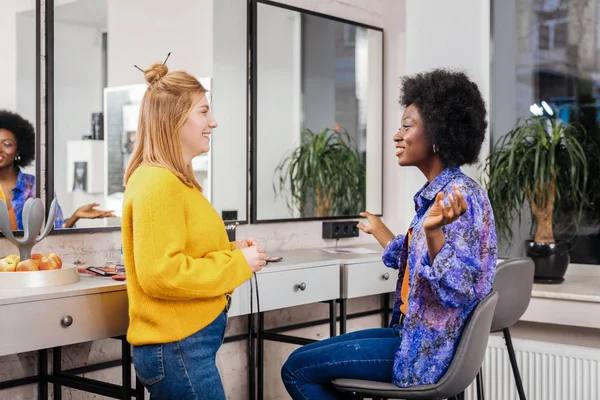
left=222, top=210, right=238, bottom=221
left=322, top=221, right=359, bottom=239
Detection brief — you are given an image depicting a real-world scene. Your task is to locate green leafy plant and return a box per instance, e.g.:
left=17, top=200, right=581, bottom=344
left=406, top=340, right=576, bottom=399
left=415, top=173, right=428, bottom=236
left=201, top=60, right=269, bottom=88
left=274, top=126, right=366, bottom=217
left=483, top=117, right=590, bottom=244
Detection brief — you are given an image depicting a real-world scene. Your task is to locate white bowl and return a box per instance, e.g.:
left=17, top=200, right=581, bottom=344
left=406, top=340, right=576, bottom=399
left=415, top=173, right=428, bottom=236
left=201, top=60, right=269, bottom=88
left=0, top=263, right=80, bottom=288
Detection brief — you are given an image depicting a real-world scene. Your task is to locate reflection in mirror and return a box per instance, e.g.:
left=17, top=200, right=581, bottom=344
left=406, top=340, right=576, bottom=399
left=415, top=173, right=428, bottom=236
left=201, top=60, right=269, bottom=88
left=253, top=3, right=383, bottom=222
left=0, top=1, right=38, bottom=232
left=52, top=0, right=248, bottom=230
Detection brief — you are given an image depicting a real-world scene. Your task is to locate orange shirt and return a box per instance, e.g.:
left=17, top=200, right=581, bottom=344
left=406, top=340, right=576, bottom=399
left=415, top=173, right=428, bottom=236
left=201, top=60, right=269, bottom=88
left=400, top=228, right=413, bottom=316
left=0, top=186, right=18, bottom=230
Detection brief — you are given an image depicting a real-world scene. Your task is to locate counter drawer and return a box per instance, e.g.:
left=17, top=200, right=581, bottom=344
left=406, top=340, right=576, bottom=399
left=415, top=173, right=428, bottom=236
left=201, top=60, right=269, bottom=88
left=256, top=265, right=340, bottom=312
left=0, top=290, right=129, bottom=357
left=229, top=280, right=251, bottom=317
left=342, top=262, right=397, bottom=299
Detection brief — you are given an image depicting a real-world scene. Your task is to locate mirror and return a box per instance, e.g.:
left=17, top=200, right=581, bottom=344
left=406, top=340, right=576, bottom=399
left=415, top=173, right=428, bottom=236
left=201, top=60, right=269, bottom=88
left=51, top=0, right=249, bottom=230
left=252, top=2, right=383, bottom=222
left=0, top=1, right=39, bottom=233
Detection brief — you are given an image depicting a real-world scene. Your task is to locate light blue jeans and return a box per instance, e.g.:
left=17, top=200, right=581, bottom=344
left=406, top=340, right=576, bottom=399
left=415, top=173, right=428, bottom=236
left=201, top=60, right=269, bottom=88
left=132, top=311, right=227, bottom=400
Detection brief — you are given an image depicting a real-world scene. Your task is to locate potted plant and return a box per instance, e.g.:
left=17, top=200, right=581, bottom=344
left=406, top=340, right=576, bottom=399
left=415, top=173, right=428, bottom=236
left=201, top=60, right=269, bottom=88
left=484, top=117, right=590, bottom=283
left=274, top=126, right=366, bottom=218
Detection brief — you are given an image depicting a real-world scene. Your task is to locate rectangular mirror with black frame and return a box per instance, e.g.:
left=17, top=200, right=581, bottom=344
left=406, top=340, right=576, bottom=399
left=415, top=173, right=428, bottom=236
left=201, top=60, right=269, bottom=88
left=48, top=0, right=249, bottom=232
left=0, top=0, right=40, bottom=234
left=251, top=0, right=384, bottom=223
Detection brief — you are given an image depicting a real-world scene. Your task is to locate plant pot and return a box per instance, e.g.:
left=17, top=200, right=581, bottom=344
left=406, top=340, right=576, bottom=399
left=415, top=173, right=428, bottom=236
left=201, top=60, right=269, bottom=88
left=524, top=240, right=570, bottom=284
left=562, top=232, right=600, bottom=265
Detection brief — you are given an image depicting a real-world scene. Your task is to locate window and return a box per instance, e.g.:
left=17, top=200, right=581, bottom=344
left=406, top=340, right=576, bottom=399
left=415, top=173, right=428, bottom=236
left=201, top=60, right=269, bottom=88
left=492, top=0, right=600, bottom=264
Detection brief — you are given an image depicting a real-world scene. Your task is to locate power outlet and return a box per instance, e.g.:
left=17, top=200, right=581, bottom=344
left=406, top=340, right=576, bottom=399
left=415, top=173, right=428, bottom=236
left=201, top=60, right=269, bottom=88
left=222, top=210, right=238, bottom=221
left=322, top=221, right=359, bottom=239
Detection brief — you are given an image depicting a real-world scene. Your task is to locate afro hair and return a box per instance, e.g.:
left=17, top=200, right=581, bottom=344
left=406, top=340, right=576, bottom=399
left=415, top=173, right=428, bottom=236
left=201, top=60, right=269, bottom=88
left=399, top=69, right=487, bottom=167
left=0, top=109, right=36, bottom=168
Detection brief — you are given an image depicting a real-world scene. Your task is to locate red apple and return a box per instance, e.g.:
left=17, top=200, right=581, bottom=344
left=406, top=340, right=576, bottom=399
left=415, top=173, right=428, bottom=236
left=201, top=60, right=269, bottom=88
left=0, top=254, right=19, bottom=272
left=39, top=253, right=62, bottom=270
left=31, top=253, right=43, bottom=262
left=16, top=259, right=40, bottom=271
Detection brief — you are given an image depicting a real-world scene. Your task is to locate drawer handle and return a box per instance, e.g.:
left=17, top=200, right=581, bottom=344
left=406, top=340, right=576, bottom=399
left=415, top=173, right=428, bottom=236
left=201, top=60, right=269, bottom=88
left=382, top=273, right=390, bottom=281
left=296, top=282, right=307, bottom=291
left=60, top=315, right=73, bottom=327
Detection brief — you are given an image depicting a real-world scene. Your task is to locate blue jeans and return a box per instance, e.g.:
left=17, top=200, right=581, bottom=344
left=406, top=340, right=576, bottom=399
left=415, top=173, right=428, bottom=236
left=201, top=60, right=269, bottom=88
left=132, top=312, right=227, bottom=400
left=281, top=325, right=403, bottom=399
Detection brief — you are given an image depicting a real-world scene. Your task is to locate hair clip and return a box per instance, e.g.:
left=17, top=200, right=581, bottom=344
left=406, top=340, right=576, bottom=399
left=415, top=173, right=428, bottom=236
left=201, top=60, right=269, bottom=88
left=133, top=65, right=144, bottom=73
left=162, top=52, right=171, bottom=65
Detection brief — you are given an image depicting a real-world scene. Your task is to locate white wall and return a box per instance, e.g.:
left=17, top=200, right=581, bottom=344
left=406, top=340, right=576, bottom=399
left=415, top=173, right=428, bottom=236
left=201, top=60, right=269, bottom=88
left=107, top=0, right=213, bottom=87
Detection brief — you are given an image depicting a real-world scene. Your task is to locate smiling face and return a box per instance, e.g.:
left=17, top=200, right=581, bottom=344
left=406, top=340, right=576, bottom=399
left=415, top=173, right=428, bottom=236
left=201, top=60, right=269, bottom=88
left=0, top=129, right=18, bottom=170
left=393, top=104, right=434, bottom=168
left=179, top=95, right=218, bottom=162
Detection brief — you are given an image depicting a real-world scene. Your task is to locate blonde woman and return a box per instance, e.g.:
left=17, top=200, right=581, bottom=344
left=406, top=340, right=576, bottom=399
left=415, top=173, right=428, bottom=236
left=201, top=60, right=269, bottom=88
left=122, top=58, right=265, bottom=399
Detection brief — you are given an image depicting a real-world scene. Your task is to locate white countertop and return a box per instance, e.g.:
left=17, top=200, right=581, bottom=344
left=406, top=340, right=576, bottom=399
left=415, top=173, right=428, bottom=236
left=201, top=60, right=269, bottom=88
left=531, top=263, right=600, bottom=303
left=1, top=244, right=599, bottom=306
left=259, top=243, right=383, bottom=273
left=0, top=243, right=384, bottom=305
left=0, top=275, right=126, bottom=306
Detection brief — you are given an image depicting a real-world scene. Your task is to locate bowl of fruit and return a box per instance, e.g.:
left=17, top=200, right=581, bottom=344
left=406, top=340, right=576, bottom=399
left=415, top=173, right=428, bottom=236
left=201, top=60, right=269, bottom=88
left=0, top=198, right=80, bottom=288
left=0, top=252, right=79, bottom=288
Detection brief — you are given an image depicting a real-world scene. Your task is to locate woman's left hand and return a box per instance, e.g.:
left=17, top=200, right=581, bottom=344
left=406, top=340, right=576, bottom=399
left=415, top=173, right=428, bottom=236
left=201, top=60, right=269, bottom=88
left=75, top=203, right=116, bottom=219
left=423, top=184, right=468, bottom=232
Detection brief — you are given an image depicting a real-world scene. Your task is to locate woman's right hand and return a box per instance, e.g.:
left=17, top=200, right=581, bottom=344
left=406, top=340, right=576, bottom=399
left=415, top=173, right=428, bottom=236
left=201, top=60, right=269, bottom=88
left=240, top=246, right=266, bottom=272
left=357, top=211, right=396, bottom=248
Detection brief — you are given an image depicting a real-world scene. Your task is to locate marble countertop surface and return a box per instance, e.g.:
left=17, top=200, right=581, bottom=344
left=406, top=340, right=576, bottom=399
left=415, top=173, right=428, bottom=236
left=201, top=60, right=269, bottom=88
left=1, top=243, right=599, bottom=305
left=0, top=243, right=385, bottom=305
left=258, top=242, right=383, bottom=273
left=530, top=263, right=600, bottom=303
left=0, top=275, right=126, bottom=306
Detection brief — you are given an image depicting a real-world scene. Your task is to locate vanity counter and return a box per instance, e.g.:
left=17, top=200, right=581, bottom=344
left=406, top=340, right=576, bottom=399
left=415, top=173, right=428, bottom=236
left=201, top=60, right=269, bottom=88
left=520, top=263, right=600, bottom=329
left=0, top=274, right=126, bottom=306
left=531, top=275, right=600, bottom=303
left=259, top=243, right=383, bottom=273
left=1, top=247, right=598, bottom=354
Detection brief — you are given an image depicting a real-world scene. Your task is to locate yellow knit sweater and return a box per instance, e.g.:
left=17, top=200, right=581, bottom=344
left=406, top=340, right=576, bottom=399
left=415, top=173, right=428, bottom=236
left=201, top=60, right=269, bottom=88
left=122, top=165, right=252, bottom=345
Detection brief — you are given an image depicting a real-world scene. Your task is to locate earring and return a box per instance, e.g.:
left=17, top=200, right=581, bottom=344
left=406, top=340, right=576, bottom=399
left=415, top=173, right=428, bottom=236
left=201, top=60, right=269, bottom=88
left=15, top=155, right=21, bottom=162
left=432, top=144, right=439, bottom=154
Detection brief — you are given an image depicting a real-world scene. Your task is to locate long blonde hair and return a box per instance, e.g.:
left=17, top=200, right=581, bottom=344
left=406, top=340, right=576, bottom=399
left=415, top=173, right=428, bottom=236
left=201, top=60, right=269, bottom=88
left=123, top=60, right=207, bottom=191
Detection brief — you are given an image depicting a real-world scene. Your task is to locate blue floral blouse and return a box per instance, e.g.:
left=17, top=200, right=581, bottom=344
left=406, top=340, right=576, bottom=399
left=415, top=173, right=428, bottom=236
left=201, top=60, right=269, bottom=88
left=383, top=167, right=497, bottom=387
left=11, top=169, right=66, bottom=230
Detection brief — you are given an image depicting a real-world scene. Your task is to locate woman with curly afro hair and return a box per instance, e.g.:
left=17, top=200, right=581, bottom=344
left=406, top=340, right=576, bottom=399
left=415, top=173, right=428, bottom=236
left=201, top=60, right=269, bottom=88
left=0, top=110, right=115, bottom=230
left=282, top=69, right=498, bottom=398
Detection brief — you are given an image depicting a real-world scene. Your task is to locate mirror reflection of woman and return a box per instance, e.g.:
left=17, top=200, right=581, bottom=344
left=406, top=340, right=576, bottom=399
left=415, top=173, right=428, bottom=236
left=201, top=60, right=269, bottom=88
left=0, top=110, right=115, bottom=229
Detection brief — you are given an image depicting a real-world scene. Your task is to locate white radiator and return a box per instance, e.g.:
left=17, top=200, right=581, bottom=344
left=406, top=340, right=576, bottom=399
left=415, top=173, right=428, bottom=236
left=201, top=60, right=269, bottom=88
left=464, top=335, right=600, bottom=400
